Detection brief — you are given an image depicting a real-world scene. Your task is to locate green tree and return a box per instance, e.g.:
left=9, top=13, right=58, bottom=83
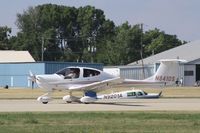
left=11, top=4, right=184, bottom=65
left=0, top=26, right=11, bottom=50
left=99, top=22, right=142, bottom=65
left=143, top=29, right=182, bottom=56
left=75, top=6, right=115, bottom=63
left=14, top=6, right=42, bottom=60
left=13, top=4, right=115, bottom=62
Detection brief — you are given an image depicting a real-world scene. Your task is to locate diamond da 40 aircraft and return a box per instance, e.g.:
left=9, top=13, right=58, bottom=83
left=29, top=59, right=184, bottom=104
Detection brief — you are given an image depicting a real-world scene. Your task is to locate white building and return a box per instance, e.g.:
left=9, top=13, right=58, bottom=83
left=106, top=40, right=200, bottom=86
left=0, top=50, right=35, bottom=63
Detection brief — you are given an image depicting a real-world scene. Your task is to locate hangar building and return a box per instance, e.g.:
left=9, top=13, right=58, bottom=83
left=105, top=40, right=200, bottom=86
left=0, top=51, right=103, bottom=88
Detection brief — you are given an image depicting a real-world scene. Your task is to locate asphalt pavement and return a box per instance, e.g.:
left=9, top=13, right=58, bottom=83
left=0, top=98, right=200, bottom=112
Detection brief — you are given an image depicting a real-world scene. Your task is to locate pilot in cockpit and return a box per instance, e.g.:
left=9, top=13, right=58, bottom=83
left=65, top=70, right=74, bottom=79
left=65, top=69, right=79, bottom=79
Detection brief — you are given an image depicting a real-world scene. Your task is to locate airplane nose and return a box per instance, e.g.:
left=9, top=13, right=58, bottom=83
left=36, top=76, right=44, bottom=82
left=35, top=74, right=60, bottom=83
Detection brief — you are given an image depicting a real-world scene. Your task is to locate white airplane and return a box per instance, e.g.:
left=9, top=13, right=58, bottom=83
left=61, top=89, right=162, bottom=104
left=97, top=89, right=162, bottom=100
left=29, top=59, right=184, bottom=104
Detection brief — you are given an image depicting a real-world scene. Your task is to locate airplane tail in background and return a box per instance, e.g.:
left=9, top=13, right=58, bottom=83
left=144, top=59, right=186, bottom=84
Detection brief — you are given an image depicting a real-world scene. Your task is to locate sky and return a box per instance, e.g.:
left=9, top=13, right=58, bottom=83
left=0, top=0, right=200, bottom=42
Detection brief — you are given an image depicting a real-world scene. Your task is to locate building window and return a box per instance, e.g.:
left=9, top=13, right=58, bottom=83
left=184, top=71, right=194, bottom=76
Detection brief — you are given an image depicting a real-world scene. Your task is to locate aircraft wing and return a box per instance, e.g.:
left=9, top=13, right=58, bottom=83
left=68, top=77, right=121, bottom=92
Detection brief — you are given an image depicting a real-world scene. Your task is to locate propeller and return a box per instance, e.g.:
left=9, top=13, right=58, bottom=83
left=28, top=71, right=36, bottom=89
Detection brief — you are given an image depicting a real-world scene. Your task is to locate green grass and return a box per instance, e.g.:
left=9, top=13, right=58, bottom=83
left=0, top=112, right=200, bottom=133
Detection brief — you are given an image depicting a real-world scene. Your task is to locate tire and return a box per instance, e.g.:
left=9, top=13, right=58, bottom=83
left=42, top=102, right=48, bottom=104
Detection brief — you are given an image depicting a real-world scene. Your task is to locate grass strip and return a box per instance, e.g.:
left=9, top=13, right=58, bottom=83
left=0, top=111, right=200, bottom=133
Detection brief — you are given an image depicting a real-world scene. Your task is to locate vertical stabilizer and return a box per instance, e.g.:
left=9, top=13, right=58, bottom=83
left=144, top=59, right=185, bottom=84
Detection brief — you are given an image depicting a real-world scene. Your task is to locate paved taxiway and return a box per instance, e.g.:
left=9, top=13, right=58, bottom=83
left=0, top=98, right=200, bottom=112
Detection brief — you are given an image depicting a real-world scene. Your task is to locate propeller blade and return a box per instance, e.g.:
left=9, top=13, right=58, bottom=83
left=28, top=70, right=36, bottom=82
left=28, top=70, right=36, bottom=89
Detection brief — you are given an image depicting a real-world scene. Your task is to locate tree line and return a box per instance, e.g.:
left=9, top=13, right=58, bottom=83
left=0, top=4, right=185, bottom=65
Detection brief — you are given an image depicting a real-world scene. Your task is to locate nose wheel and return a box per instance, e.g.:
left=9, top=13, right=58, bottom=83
left=37, top=93, right=51, bottom=104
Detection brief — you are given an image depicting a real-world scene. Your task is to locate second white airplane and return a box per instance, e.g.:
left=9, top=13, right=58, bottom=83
left=29, top=59, right=185, bottom=104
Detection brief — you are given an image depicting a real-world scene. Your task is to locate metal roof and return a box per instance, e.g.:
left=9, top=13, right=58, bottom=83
left=0, top=51, right=35, bottom=63
left=128, top=40, right=200, bottom=65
